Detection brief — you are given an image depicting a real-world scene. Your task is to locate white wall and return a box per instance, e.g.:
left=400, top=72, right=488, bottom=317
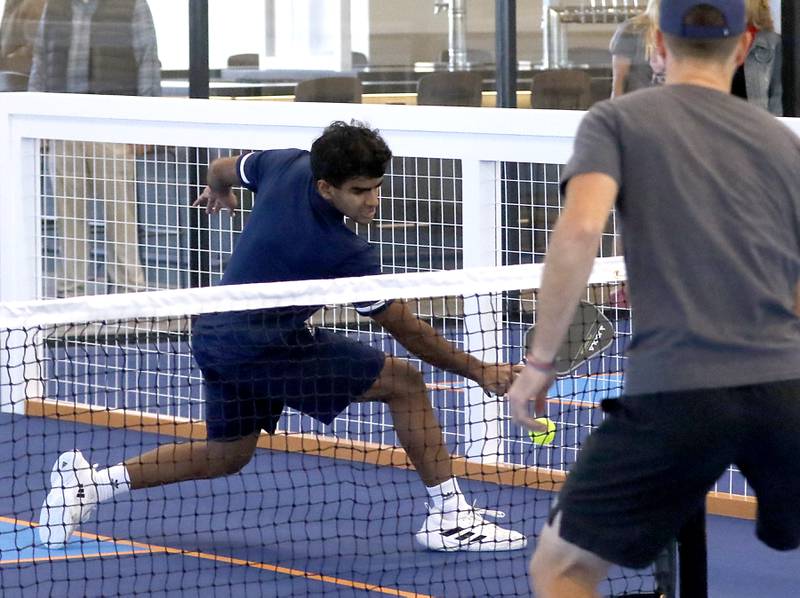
left=151, top=0, right=267, bottom=70
left=367, top=0, right=543, bottom=35
left=150, top=0, right=361, bottom=70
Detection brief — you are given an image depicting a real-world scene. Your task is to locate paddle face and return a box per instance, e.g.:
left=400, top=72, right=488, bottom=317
left=525, top=300, right=615, bottom=375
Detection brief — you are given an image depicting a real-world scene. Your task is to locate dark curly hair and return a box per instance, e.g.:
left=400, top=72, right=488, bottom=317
left=310, top=120, right=392, bottom=187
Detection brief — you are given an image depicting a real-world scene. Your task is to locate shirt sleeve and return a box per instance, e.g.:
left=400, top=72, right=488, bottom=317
left=353, top=298, right=393, bottom=316
left=335, top=244, right=394, bottom=316
left=560, top=102, right=622, bottom=193
left=132, top=0, right=161, bottom=97
left=609, top=21, right=639, bottom=59
left=235, top=152, right=260, bottom=191
left=236, top=149, right=305, bottom=193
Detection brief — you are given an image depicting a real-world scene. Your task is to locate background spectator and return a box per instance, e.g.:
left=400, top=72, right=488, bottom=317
left=731, top=0, right=782, bottom=115
left=28, top=0, right=161, bottom=296
left=0, top=0, right=45, bottom=75
left=609, top=0, right=661, bottom=97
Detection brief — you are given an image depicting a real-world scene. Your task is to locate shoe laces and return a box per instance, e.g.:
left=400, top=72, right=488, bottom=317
left=470, top=502, right=506, bottom=520
left=425, top=500, right=507, bottom=522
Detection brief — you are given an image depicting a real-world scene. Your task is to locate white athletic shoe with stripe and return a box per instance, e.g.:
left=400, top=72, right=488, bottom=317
left=415, top=502, right=527, bottom=551
left=38, top=450, right=99, bottom=546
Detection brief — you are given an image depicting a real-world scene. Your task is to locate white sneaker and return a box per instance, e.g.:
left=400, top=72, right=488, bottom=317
left=38, top=450, right=99, bottom=546
left=415, top=502, right=527, bottom=552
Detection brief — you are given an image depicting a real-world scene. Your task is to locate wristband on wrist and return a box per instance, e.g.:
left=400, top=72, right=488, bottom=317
left=525, top=357, right=556, bottom=375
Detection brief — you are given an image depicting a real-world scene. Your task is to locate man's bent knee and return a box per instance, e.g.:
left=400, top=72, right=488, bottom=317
left=206, top=434, right=258, bottom=477
left=531, top=513, right=610, bottom=598
left=362, top=356, right=426, bottom=403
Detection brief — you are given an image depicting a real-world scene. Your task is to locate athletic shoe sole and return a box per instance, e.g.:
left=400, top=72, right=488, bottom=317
left=415, top=522, right=527, bottom=552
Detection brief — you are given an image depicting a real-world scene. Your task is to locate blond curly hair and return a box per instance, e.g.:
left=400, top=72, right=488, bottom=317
left=746, top=0, right=774, bottom=31
left=629, top=0, right=660, bottom=59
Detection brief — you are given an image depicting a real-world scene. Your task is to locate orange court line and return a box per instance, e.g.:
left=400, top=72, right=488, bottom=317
left=0, top=550, right=146, bottom=565
left=0, top=515, right=431, bottom=598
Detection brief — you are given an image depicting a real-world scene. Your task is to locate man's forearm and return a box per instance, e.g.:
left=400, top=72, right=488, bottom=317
left=375, top=302, right=484, bottom=381
left=398, top=319, right=484, bottom=381
left=207, top=156, right=240, bottom=192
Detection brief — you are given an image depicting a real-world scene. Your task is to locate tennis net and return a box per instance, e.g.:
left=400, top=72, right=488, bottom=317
left=0, top=258, right=677, bottom=597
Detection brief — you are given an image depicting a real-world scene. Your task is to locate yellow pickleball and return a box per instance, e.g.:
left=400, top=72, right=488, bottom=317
left=528, top=417, right=556, bottom=446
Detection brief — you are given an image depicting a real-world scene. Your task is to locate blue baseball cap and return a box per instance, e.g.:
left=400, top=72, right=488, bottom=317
left=660, top=0, right=746, bottom=38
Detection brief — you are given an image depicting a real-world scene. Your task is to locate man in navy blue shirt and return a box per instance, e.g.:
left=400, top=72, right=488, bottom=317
left=39, top=121, right=526, bottom=553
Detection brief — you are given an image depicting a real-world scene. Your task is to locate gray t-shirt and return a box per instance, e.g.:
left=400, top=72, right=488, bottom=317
left=562, top=84, right=800, bottom=395
left=609, top=20, right=653, bottom=94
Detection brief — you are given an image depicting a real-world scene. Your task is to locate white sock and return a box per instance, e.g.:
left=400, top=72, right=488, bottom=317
left=92, top=464, right=131, bottom=503
left=426, top=477, right=465, bottom=513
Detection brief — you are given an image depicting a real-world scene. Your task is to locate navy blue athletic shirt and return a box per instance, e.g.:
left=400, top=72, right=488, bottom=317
left=224, top=149, right=383, bottom=286
left=194, top=149, right=389, bottom=344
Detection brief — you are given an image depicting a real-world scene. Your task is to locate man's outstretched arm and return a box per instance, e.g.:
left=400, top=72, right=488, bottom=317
left=193, top=156, right=240, bottom=215
left=371, top=300, right=517, bottom=396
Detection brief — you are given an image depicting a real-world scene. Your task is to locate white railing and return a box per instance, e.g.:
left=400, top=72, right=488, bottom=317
left=0, top=92, right=584, bottom=302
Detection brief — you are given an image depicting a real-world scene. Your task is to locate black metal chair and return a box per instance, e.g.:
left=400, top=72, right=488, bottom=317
left=226, top=53, right=259, bottom=68
left=0, top=71, right=29, bottom=91
left=416, top=71, right=483, bottom=107
left=293, top=76, right=362, bottom=103
left=590, top=76, right=613, bottom=104
left=351, top=52, right=368, bottom=68
left=530, top=69, right=593, bottom=110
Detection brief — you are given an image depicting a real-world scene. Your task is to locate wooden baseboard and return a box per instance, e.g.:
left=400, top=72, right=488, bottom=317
left=25, top=398, right=756, bottom=520
left=707, top=491, right=757, bottom=520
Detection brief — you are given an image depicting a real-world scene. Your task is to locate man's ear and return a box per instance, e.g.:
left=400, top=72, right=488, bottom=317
left=316, top=179, right=334, bottom=200
left=733, top=30, right=753, bottom=67
left=655, top=29, right=667, bottom=62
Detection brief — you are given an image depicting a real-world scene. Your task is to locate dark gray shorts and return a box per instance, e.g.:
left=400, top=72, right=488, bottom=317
left=553, top=379, right=800, bottom=569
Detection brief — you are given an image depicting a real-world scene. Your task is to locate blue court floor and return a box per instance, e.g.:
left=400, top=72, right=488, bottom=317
left=0, top=413, right=797, bottom=597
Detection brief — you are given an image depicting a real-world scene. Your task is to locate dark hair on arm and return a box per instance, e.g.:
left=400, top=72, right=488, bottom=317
left=310, top=120, right=392, bottom=187
left=664, top=4, right=740, bottom=62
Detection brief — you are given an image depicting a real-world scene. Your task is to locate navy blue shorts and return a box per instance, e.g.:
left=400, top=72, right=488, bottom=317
left=553, top=379, right=800, bottom=569
left=193, top=326, right=386, bottom=440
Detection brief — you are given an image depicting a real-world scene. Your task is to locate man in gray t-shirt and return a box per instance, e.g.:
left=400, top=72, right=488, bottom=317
left=571, top=84, right=800, bottom=395
left=509, top=0, right=800, bottom=596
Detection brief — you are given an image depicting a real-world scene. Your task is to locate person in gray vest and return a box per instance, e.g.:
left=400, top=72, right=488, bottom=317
left=508, top=0, right=800, bottom=595
left=28, top=0, right=160, bottom=296
left=730, top=0, right=782, bottom=115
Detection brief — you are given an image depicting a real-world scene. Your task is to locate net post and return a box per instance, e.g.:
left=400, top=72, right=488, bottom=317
left=0, top=118, right=42, bottom=413
left=678, top=504, right=708, bottom=597
left=462, top=159, right=503, bottom=462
